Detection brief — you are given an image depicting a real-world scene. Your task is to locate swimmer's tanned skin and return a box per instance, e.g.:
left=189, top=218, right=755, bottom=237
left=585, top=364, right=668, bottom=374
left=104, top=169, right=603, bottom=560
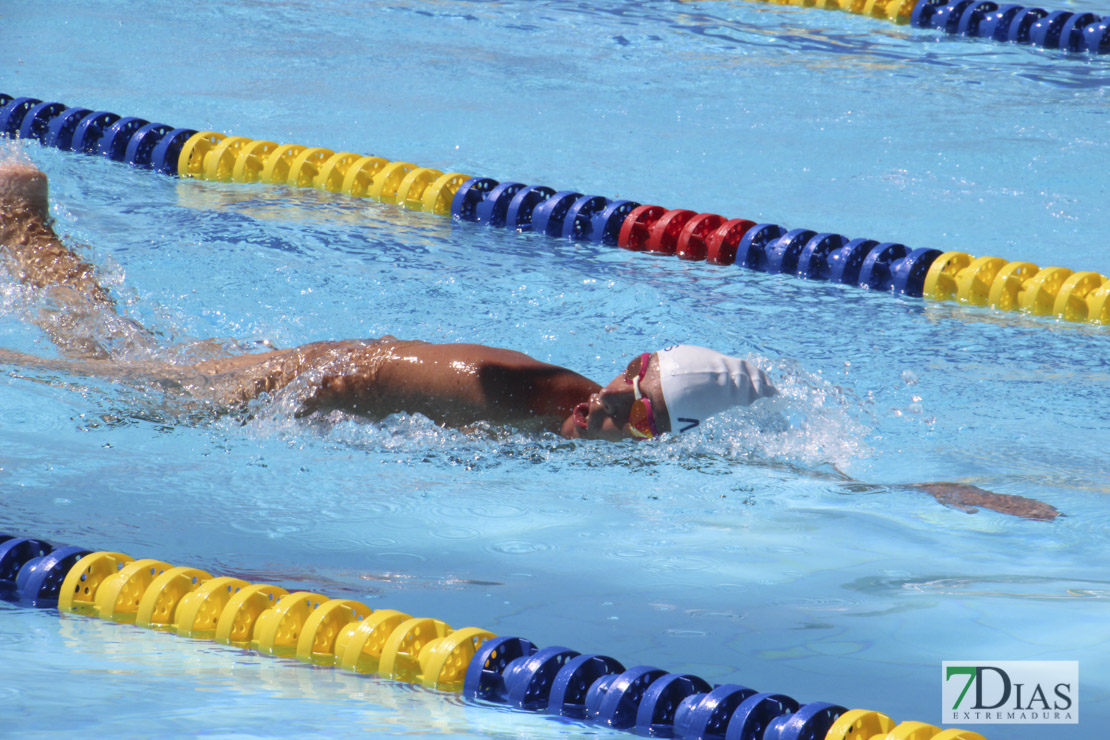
left=0, top=161, right=661, bottom=441
left=0, top=161, right=1059, bottom=520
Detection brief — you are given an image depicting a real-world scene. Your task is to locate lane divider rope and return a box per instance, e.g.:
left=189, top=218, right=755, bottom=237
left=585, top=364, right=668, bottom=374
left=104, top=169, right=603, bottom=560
left=908, top=0, right=1110, bottom=52
left=739, top=0, right=1110, bottom=54
left=1, top=531, right=988, bottom=739
left=1, top=92, right=1107, bottom=327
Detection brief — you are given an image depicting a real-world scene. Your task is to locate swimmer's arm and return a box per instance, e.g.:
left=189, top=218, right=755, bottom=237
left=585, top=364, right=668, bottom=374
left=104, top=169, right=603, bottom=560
left=285, top=342, right=594, bottom=426
left=193, top=338, right=595, bottom=427
left=835, top=479, right=1060, bottom=521
left=213, top=340, right=479, bottom=419
left=0, top=169, right=113, bottom=307
left=904, top=482, right=1060, bottom=521
left=823, top=459, right=1059, bottom=521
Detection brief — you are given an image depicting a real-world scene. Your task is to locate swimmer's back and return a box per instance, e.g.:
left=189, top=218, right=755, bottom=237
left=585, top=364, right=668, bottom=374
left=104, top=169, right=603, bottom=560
left=196, top=336, right=599, bottom=429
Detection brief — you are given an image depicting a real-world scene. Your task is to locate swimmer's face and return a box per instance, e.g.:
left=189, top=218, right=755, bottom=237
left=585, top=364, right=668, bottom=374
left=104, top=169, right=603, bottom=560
left=560, top=353, right=671, bottom=441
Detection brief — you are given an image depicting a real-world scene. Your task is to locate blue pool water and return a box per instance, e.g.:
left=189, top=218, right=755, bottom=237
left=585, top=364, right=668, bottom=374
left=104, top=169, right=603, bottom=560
left=2, top=1, right=1109, bottom=737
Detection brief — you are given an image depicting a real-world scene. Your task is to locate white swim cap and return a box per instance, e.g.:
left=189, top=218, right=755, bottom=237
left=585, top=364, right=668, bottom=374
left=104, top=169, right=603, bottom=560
left=656, top=345, right=776, bottom=434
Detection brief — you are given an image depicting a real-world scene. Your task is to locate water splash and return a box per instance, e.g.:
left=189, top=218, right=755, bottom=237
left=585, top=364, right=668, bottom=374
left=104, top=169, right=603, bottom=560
left=0, top=140, right=35, bottom=168
left=658, top=354, right=874, bottom=470
left=228, top=349, right=874, bottom=475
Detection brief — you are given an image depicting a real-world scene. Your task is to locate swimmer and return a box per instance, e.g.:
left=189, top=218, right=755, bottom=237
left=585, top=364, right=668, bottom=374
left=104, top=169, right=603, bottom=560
left=0, top=158, right=766, bottom=442
left=0, top=160, right=1060, bottom=520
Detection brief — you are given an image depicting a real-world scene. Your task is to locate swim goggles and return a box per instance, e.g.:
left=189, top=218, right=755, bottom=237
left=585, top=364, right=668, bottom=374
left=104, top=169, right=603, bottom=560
left=625, top=352, right=660, bottom=440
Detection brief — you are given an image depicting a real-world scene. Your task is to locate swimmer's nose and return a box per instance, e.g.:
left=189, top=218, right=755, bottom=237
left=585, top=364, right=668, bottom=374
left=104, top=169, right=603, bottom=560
left=597, top=387, right=632, bottom=422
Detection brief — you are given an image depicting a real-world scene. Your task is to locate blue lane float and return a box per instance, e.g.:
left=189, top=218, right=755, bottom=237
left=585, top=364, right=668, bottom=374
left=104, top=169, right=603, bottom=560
left=451, top=176, right=500, bottom=222
left=0, top=534, right=91, bottom=609
left=0, top=97, right=43, bottom=137
left=97, top=117, right=151, bottom=162
left=71, top=111, right=122, bottom=155
left=529, top=189, right=584, bottom=237
left=737, top=224, right=788, bottom=273
left=473, top=181, right=526, bottom=227
left=673, top=683, right=757, bottom=739
left=18, top=101, right=68, bottom=142
left=910, top=0, right=1110, bottom=53
left=547, top=653, right=627, bottom=718
left=123, top=122, right=176, bottom=168
left=506, top=185, right=557, bottom=231
left=44, top=107, right=95, bottom=151
left=149, top=128, right=200, bottom=174
left=827, top=238, right=877, bottom=286
left=503, top=645, right=580, bottom=711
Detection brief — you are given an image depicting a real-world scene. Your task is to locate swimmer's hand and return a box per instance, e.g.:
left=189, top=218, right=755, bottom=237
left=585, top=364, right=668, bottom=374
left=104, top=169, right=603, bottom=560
left=0, top=160, right=50, bottom=218
left=907, top=482, right=1060, bottom=521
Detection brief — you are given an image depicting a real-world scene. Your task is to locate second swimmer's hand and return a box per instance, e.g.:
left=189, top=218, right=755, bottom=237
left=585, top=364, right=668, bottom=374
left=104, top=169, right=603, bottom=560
left=907, top=482, right=1060, bottom=521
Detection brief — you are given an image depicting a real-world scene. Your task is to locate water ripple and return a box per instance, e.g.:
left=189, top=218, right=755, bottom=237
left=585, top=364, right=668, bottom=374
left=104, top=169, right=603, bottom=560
left=429, top=525, right=482, bottom=541
left=900, top=575, right=1110, bottom=600
left=487, top=540, right=553, bottom=555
